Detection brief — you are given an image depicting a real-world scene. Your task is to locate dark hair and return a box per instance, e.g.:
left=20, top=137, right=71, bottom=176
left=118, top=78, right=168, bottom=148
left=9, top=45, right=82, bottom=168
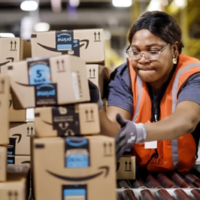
left=128, top=11, right=184, bottom=53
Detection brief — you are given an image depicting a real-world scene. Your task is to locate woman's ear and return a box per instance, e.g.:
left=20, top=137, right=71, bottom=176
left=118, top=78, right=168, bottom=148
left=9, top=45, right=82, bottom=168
left=172, top=41, right=179, bottom=57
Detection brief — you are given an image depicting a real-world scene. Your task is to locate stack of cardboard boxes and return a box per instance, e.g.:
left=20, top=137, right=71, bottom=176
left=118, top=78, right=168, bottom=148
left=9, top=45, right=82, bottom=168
left=1, top=29, right=116, bottom=200
left=0, top=74, right=10, bottom=183
left=0, top=37, right=31, bottom=200
left=0, top=37, right=34, bottom=166
left=31, top=29, right=107, bottom=110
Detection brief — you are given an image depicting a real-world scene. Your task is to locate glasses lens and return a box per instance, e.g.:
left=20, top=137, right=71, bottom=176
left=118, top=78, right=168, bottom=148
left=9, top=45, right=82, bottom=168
left=128, top=51, right=140, bottom=60
left=127, top=51, right=160, bottom=60
left=147, top=51, right=160, bottom=60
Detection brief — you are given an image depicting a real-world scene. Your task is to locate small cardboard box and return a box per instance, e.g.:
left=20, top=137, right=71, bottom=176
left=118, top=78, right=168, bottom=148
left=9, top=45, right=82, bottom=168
left=7, top=155, right=31, bottom=166
left=0, top=75, right=10, bottom=145
left=33, top=135, right=116, bottom=200
left=9, top=93, right=26, bottom=122
left=0, top=38, right=31, bottom=72
left=0, top=165, right=30, bottom=200
left=116, top=156, right=136, bottom=180
left=8, top=122, right=35, bottom=156
left=0, top=146, right=7, bottom=182
left=31, top=29, right=105, bottom=64
left=5, top=55, right=90, bottom=109
left=34, top=103, right=99, bottom=137
left=86, top=64, right=105, bottom=97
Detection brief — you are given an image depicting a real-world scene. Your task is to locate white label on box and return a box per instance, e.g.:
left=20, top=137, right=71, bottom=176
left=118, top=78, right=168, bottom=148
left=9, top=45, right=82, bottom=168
left=71, top=72, right=80, bottom=100
left=145, top=141, right=157, bottom=149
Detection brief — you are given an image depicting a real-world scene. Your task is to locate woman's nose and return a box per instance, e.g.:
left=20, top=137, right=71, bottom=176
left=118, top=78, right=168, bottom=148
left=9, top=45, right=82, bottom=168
left=138, top=53, right=148, bottom=63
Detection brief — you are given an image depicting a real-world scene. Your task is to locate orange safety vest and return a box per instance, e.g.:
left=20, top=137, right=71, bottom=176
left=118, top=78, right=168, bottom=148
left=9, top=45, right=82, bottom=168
left=129, top=54, right=200, bottom=172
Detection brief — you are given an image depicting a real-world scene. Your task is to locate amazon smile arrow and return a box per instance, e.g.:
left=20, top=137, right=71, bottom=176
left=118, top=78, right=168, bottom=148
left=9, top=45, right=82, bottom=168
left=46, top=166, right=109, bottom=182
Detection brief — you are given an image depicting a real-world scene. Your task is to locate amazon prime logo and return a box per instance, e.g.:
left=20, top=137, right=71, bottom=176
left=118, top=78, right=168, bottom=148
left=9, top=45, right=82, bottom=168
left=35, top=83, right=57, bottom=106
left=56, top=31, right=74, bottom=51
left=36, top=30, right=89, bottom=57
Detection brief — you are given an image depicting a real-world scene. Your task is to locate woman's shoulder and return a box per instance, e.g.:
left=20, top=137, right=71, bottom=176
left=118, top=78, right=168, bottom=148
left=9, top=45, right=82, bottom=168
left=110, top=62, right=131, bottom=88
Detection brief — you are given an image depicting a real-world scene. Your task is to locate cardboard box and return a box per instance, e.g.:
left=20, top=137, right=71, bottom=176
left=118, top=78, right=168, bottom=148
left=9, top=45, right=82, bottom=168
left=116, top=156, right=136, bottom=180
left=0, top=75, right=10, bottom=145
left=0, top=146, right=7, bottom=182
left=34, top=103, right=99, bottom=137
left=33, top=136, right=116, bottom=200
left=9, top=93, right=26, bottom=122
left=31, top=29, right=105, bottom=64
left=8, top=122, right=35, bottom=156
left=7, top=155, right=31, bottom=166
left=0, top=165, right=30, bottom=200
left=5, top=55, right=90, bottom=109
left=86, top=64, right=105, bottom=97
left=0, top=38, right=31, bottom=72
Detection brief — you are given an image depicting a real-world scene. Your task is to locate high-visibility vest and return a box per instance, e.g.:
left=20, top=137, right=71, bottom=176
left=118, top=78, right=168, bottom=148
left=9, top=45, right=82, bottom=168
left=129, top=54, right=200, bottom=172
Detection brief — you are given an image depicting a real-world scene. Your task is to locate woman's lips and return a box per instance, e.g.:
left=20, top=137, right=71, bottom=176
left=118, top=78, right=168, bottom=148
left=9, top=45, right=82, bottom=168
left=138, top=68, right=155, bottom=71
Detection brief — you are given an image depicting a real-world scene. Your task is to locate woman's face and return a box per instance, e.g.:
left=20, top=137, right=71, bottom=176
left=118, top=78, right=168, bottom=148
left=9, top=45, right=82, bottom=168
left=131, top=29, right=177, bottom=86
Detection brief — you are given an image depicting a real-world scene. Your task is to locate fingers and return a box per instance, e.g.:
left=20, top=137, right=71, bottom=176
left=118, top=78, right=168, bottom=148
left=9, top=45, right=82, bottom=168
left=116, top=113, right=126, bottom=127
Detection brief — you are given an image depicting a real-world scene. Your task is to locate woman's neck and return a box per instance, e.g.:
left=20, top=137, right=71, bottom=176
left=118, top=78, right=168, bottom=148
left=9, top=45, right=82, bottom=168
left=149, top=69, right=172, bottom=93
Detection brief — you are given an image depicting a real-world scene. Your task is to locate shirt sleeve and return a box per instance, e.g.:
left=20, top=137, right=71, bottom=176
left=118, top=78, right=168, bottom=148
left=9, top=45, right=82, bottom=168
left=107, top=63, right=133, bottom=115
left=177, top=73, right=200, bottom=105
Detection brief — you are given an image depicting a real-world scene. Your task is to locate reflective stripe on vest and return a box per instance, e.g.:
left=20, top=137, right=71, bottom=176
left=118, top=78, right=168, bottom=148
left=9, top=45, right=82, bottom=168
left=132, top=75, right=142, bottom=122
left=132, top=62, right=200, bottom=169
left=171, top=62, right=200, bottom=169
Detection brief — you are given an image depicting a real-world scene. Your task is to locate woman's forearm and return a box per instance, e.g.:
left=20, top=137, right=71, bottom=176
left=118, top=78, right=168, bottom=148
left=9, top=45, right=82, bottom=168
left=145, top=101, right=200, bottom=141
left=99, top=108, right=120, bottom=137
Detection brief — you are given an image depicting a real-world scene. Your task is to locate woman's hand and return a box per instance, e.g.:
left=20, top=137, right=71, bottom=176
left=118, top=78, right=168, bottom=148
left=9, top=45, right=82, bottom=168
left=115, top=114, right=147, bottom=161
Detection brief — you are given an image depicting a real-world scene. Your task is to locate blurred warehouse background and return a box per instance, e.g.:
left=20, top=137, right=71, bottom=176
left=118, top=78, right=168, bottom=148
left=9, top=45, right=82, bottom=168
left=0, top=0, right=199, bottom=69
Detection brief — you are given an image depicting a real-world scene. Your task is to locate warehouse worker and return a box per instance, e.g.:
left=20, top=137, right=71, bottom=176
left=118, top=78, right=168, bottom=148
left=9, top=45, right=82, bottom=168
left=90, top=11, right=200, bottom=172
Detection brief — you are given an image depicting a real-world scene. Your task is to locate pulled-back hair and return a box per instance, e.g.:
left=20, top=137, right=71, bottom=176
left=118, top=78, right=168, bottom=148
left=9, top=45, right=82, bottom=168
left=128, top=11, right=184, bottom=53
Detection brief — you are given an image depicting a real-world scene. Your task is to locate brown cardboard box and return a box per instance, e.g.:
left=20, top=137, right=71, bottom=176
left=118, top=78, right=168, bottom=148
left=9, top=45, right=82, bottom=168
left=7, top=156, right=31, bottom=166
left=116, top=156, right=136, bottom=180
left=31, top=29, right=105, bottom=64
left=0, top=146, right=7, bottom=182
left=34, top=103, right=99, bottom=137
left=0, top=75, right=10, bottom=145
left=9, top=93, right=26, bottom=122
left=0, top=165, right=30, bottom=200
left=86, top=64, right=105, bottom=97
left=8, top=122, right=35, bottom=156
left=5, top=55, right=90, bottom=109
left=33, top=135, right=116, bottom=200
left=0, top=38, right=31, bottom=72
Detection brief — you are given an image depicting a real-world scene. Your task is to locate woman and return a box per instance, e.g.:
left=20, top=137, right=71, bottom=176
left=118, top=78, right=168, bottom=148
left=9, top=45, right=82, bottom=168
left=91, top=11, right=200, bottom=172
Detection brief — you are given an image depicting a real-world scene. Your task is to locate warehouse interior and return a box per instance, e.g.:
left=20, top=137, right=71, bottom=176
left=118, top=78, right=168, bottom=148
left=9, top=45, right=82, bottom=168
left=1, top=0, right=200, bottom=200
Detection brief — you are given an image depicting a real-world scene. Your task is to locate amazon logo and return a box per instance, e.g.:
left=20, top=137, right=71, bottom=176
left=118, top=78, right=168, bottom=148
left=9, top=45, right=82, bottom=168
left=0, top=57, right=14, bottom=67
left=37, top=39, right=89, bottom=54
left=21, top=160, right=30, bottom=164
left=12, top=133, right=22, bottom=143
left=46, top=166, right=109, bottom=182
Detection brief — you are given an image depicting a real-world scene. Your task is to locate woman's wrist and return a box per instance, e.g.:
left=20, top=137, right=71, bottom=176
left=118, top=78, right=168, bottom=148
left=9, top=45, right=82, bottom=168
left=135, top=123, right=147, bottom=143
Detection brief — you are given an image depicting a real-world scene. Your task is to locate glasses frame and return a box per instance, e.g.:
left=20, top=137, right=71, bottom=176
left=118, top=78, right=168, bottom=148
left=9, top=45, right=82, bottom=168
left=126, top=43, right=169, bottom=61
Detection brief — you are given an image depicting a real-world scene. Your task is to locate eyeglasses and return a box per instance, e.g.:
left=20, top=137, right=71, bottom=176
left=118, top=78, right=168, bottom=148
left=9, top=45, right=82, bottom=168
left=126, top=43, right=169, bottom=61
